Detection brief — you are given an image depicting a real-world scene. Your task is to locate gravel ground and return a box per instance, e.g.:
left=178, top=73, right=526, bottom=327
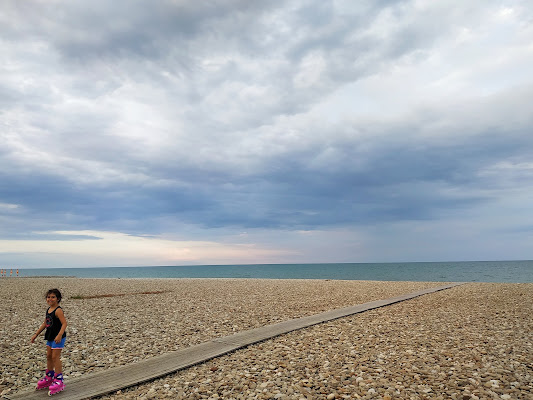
left=1, top=278, right=531, bottom=399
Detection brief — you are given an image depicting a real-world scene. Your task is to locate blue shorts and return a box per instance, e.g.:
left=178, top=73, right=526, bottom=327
left=46, top=337, right=66, bottom=349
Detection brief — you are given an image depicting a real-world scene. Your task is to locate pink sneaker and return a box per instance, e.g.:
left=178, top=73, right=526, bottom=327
left=48, top=378, right=65, bottom=396
left=36, top=375, right=53, bottom=390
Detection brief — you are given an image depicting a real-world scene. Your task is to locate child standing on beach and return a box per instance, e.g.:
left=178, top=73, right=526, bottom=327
left=30, top=288, right=68, bottom=395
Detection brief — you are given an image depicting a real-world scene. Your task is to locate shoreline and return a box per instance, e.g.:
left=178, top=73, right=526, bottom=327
left=1, top=275, right=469, bottom=282
left=6, top=275, right=532, bottom=284
left=1, top=278, right=531, bottom=399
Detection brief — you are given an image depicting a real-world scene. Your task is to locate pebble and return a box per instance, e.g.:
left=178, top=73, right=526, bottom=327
left=1, top=278, right=532, bottom=399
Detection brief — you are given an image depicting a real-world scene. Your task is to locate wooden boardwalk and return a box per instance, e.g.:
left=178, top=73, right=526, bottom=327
left=5, top=283, right=463, bottom=400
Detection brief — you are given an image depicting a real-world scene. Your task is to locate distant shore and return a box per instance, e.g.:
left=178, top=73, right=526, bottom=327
left=1, top=275, right=77, bottom=279
left=1, top=278, right=531, bottom=399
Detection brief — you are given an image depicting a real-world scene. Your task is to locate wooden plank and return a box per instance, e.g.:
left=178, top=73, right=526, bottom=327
left=214, top=283, right=463, bottom=347
left=5, top=283, right=462, bottom=400
left=6, top=341, right=240, bottom=400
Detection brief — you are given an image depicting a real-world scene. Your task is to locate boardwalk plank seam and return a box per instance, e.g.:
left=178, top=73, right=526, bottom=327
left=5, top=283, right=463, bottom=400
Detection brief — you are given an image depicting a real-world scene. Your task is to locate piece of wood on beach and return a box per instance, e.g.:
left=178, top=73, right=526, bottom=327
left=5, top=282, right=463, bottom=400
left=214, top=284, right=464, bottom=347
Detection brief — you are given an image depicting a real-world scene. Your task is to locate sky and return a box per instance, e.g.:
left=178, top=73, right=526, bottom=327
left=1, top=0, right=533, bottom=268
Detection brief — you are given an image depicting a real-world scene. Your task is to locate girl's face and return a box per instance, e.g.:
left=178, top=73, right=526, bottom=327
left=46, top=293, right=59, bottom=307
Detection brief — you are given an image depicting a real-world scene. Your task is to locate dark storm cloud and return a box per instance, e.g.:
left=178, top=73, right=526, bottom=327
left=1, top=0, right=449, bottom=128
left=4, top=88, right=532, bottom=234
left=1, top=0, right=532, bottom=265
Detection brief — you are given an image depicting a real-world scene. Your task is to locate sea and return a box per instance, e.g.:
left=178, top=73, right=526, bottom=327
left=14, top=260, right=533, bottom=283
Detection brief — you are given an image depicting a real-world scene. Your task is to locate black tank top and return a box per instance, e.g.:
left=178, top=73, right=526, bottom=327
left=44, top=306, right=67, bottom=341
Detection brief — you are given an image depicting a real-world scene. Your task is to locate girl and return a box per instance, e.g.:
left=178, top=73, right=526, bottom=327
left=31, top=288, right=68, bottom=395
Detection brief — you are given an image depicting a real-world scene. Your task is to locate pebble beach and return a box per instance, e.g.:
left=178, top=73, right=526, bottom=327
left=1, top=278, right=531, bottom=399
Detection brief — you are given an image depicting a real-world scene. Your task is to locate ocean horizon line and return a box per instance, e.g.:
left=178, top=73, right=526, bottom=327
left=13, top=259, right=533, bottom=270
left=5, top=261, right=532, bottom=283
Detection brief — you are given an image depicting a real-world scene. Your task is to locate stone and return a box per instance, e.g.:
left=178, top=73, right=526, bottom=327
left=2, top=279, right=532, bottom=400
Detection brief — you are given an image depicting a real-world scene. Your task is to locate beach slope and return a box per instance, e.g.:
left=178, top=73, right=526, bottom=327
left=1, top=278, right=531, bottom=399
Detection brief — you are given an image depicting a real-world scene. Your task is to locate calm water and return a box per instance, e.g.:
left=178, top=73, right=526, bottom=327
left=16, top=261, right=533, bottom=283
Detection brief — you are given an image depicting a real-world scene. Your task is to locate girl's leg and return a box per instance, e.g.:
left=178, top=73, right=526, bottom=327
left=51, top=348, right=62, bottom=374
left=46, top=346, right=54, bottom=371
left=37, top=347, right=55, bottom=389
left=49, top=349, right=66, bottom=394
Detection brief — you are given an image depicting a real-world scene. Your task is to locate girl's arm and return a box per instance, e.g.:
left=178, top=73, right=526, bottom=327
left=54, top=308, right=68, bottom=343
left=31, top=321, right=47, bottom=343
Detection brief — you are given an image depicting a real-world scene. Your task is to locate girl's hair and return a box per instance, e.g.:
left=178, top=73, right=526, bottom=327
left=45, top=288, right=62, bottom=303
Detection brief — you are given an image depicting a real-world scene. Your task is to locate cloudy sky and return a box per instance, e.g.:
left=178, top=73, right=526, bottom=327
left=1, top=0, right=532, bottom=268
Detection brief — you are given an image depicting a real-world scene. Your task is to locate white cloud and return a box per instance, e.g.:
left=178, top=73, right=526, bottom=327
left=0, top=230, right=292, bottom=267
left=1, top=0, right=532, bottom=266
left=0, top=203, right=19, bottom=210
